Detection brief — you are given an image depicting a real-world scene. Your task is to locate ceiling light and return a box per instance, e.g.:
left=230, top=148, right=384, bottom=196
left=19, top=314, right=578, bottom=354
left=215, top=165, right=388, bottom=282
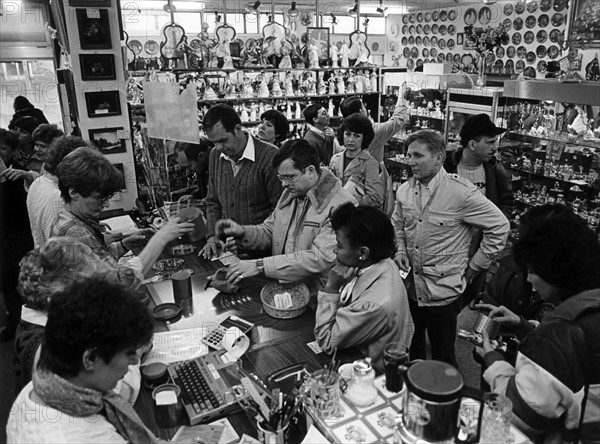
left=363, top=18, right=369, bottom=27
left=286, top=1, right=299, bottom=18
left=330, top=13, right=338, bottom=24
left=214, top=11, right=222, bottom=23
left=348, top=2, right=358, bottom=17
left=163, top=0, right=176, bottom=13
left=245, top=1, right=261, bottom=14
left=376, top=0, right=388, bottom=15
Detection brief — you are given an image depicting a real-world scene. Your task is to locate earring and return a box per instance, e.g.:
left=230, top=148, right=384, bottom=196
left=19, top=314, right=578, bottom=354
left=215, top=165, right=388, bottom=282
left=359, top=256, right=365, bottom=261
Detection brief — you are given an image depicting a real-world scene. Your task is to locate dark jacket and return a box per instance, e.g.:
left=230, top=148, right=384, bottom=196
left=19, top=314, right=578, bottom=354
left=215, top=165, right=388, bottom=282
left=9, top=107, right=48, bottom=128
left=304, top=129, right=333, bottom=166
left=444, top=149, right=515, bottom=218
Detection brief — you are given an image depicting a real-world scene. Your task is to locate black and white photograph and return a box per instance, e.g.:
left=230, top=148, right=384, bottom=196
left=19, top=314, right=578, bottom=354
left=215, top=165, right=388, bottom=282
left=88, top=127, right=126, bottom=154
left=79, top=54, right=116, bottom=81
left=76, top=8, right=112, bottom=50
left=85, top=90, right=121, bottom=117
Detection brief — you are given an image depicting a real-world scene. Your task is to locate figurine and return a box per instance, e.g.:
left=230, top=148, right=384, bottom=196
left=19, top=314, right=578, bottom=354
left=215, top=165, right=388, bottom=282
left=331, top=44, right=339, bottom=68
left=242, top=77, right=254, bottom=98
left=204, top=83, right=217, bottom=100
left=284, top=72, right=294, bottom=96
left=279, top=40, right=293, bottom=69
left=308, top=39, right=320, bottom=68
left=250, top=104, right=257, bottom=122
left=295, top=102, right=302, bottom=119
left=259, top=76, right=270, bottom=97
left=240, top=105, right=249, bottom=122
left=370, top=71, right=377, bottom=91
left=271, top=79, right=282, bottom=97
left=329, top=76, right=336, bottom=94
left=337, top=73, right=346, bottom=94
left=328, top=99, right=335, bottom=117
left=286, top=101, right=293, bottom=119
left=340, top=41, right=350, bottom=68
left=354, top=39, right=369, bottom=66
left=317, top=78, right=327, bottom=96
left=347, top=72, right=356, bottom=94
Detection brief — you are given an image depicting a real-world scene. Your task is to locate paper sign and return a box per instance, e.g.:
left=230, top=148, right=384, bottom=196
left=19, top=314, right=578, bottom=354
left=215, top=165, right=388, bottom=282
left=274, top=292, right=293, bottom=309
left=87, top=8, right=100, bottom=18
left=307, top=341, right=323, bottom=354
left=399, top=267, right=411, bottom=280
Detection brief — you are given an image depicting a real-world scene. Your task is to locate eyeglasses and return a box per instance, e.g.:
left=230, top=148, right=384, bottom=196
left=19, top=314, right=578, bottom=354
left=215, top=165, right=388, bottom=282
left=277, top=168, right=305, bottom=184
left=91, top=193, right=115, bottom=204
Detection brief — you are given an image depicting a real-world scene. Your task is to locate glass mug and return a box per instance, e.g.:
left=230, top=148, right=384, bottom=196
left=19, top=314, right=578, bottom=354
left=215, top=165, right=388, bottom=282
left=480, top=394, right=513, bottom=442
left=303, top=368, right=343, bottom=420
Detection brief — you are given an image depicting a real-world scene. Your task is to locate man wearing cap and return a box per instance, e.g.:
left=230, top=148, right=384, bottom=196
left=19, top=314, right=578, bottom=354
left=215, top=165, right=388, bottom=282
left=445, top=114, right=515, bottom=307
left=392, top=129, right=509, bottom=366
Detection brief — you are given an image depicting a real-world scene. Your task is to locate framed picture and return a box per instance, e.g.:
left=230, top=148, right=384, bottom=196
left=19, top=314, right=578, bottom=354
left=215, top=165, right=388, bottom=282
left=112, top=163, right=127, bottom=190
left=307, top=27, right=330, bottom=61
left=76, top=8, right=112, bottom=50
left=79, top=54, right=116, bottom=81
left=456, top=33, right=464, bottom=46
left=85, top=90, right=121, bottom=117
left=89, top=127, right=126, bottom=154
left=568, top=0, right=600, bottom=47
left=463, top=32, right=477, bottom=50
left=69, top=0, right=111, bottom=6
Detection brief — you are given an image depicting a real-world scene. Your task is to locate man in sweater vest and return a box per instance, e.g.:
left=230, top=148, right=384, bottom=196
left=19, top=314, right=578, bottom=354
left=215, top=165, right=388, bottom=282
left=215, top=139, right=357, bottom=290
left=201, top=104, right=282, bottom=259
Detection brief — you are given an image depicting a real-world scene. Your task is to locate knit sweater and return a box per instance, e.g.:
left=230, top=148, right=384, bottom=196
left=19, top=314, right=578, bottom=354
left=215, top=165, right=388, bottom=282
left=205, top=136, right=282, bottom=235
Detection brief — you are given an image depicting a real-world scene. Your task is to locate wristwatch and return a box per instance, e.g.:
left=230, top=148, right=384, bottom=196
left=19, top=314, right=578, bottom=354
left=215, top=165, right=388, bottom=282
left=256, top=259, right=264, bottom=273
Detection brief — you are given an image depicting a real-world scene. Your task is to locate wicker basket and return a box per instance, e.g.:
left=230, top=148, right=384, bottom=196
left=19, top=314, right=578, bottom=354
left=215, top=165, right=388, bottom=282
left=260, top=282, right=310, bottom=319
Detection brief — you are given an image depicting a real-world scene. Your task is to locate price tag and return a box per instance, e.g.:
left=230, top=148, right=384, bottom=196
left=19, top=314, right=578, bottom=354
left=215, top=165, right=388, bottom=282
left=273, top=292, right=293, bottom=309
left=87, top=8, right=100, bottom=19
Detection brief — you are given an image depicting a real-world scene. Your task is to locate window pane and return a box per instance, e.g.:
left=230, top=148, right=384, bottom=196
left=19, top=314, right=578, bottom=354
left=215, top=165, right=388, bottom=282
left=244, top=13, right=259, bottom=33
left=365, top=17, right=385, bottom=35
left=334, top=16, right=356, bottom=34
left=174, top=13, right=202, bottom=34
left=226, top=13, right=246, bottom=34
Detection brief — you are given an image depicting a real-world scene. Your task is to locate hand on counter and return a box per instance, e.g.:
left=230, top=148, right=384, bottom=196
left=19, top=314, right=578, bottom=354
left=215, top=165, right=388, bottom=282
left=225, top=260, right=261, bottom=285
left=200, top=235, right=223, bottom=259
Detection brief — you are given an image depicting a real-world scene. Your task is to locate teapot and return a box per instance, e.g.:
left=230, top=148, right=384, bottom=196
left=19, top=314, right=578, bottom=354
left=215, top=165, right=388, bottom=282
left=395, top=360, right=485, bottom=444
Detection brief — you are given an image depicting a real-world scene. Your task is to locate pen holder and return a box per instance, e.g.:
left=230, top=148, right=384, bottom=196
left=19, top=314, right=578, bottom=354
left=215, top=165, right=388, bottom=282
left=152, top=383, right=184, bottom=428
left=257, top=419, right=290, bottom=444
left=172, top=269, right=193, bottom=317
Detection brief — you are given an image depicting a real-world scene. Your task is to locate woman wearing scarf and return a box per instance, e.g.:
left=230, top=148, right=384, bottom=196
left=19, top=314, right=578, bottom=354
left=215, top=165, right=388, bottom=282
left=7, top=277, right=159, bottom=443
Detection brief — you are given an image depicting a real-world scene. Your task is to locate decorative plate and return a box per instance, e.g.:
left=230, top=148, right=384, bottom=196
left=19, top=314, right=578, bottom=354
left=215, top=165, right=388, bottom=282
left=432, top=11, right=439, bottom=21
left=439, top=25, right=447, bottom=36
left=438, top=53, right=445, bottom=63
left=409, top=25, right=416, bottom=35
left=423, top=36, right=430, bottom=46
left=430, top=48, right=438, bottom=58
left=479, top=7, right=492, bottom=25
left=462, top=53, right=474, bottom=67
left=300, top=13, right=311, bottom=26
left=524, top=31, right=535, bottom=44
left=423, top=48, right=430, bottom=58
left=402, top=36, right=408, bottom=46
left=515, top=2, right=526, bottom=14
left=447, top=38, right=455, bottom=50
left=448, top=24, right=456, bottom=35
left=537, top=60, right=548, bottom=73
left=391, top=24, right=399, bottom=37
left=517, top=46, right=527, bottom=59
left=440, top=10, right=448, bottom=21
left=505, top=59, right=515, bottom=74
left=526, top=15, right=536, bottom=28
left=507, top=46, right=516, bottom=58
left=540, top=0, right=552, bottom=12
left=496, top=46, right=505, bottom=58
left=513, top=17, right=524, bottom=30
left=454, top=53, right=462, bottom=64
left=494, top=59, right=504, bottom=74
left=464, top=8, right=477, bottom=25
left=516, top=59, right=525, bottom=72
left=403, top=47, right=411, bottom=58
left=416, top=24, right=423, bottom=34
left=449, top=9, right=458, bottom=20
left=417, top=12, right=423, bottom=22
left=416, top=59, right=424, bottom=67
left=408, top=36, right=415, bottom=45
left=402, top=25, right=409, bottom=34
left=128, top=39, right=143, bottom=55
left=538, top=14, right=549, bottom=28
left=432, top=24, right=439, bottom=34
left=551, top=13, right=564, bottom=26
left=486, top=51, right=496, bottom=64
left=425, top=12, right=432, bottom=22
left=407, top=58, right=415, bottom=70
left=439, top=38, right=446, bottom=49
left=424, top=24, right=431, bottom=35
left=536, top=44, right=547, bottom=58
left=447, top=52, right=454, bottom=63
left=547, top=44, right=559, bottom=59
left=431, top=36, right=438, bottom=47
left=390, top=41, right=399, bottom=52
left=523, top=66, right=536, bottom=78
left=189, top=38, right=202, bottom=50
left=402, top=15, right=409, bottom=24
left=245, top=38, right=257, bottom=50
left=504, top=3, right=514, bottom=15
left=527, top=1, right=538, bottom=13
left=416, top=36, right=423, bottom=45
left=512, top=33, right=522, bottom=45
left=144, top=40, right=159, bottom=55
left=411, top=46, right=419, bottom=58
left=537, top=30, right=548, bottom=43
left=503, top=18, right=512, bottom=30
left=409, top=13, right=416, bottom=23
left=553, top=0, right=566, bottom=12
left=549, top=29, right=562, bottom=42
left=526, top=51, right=536, bottom=63
left=372, top=42, right=379, bottom=52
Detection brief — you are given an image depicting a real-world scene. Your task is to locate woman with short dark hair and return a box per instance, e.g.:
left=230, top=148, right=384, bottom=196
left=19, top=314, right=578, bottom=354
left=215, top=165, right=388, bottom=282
left=257, top=110, right=289, bottom=147
left=329, top=113, right=382, bottom=208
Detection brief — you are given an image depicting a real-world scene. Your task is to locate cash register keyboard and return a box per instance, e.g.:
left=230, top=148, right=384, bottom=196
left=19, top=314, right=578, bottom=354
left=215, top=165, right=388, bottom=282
left=168, top=356, right=239, bottom=425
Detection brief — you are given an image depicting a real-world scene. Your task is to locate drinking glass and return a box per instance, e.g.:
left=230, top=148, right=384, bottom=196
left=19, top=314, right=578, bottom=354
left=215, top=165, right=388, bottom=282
left=480, top=394, right=513, bottom=443
left=383, top=342, right=409, bottom=392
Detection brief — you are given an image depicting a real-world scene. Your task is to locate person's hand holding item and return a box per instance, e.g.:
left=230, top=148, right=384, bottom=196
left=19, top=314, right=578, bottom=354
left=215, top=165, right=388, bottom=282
left=1, top=167, right=35, bottom=183
left=465, top=265, right=480, bottom=284
left=474, top=329, right=497, bottom=358
left=215, top=218, right=245, bottom=240
left=151, top=217, right=195, bottom=243
left=121, top=228, right=155, bottom=250
left=200, top=235, right=223, bottom=259
left=394, top=251, right=411, bottom=271
left=225, top=260, right=261, bottom=285
left=324, top=127, right=336, bottom=139
left=475, top=303, right=521, bottom=327
left=325, top=263, right=359, bottom=293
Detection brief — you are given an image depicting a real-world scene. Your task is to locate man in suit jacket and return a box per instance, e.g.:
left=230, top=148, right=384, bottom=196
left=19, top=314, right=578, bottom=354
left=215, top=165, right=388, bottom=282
left=303, top=103, right=335, bottom=165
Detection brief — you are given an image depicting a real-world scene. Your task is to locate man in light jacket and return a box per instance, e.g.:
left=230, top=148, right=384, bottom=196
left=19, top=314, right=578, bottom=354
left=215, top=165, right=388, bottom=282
left=392, top=130, right=509, bottom=366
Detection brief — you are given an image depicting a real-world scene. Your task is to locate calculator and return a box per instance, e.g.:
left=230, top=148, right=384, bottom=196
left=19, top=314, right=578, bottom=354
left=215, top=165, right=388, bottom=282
left=201, top=315, right=254, bottom=349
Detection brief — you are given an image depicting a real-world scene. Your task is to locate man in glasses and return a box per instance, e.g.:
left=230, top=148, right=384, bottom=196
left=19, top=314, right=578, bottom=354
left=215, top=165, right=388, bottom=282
left=215, top=139, right=357, bottom=289
left=200, top=104, right=282, bottom=259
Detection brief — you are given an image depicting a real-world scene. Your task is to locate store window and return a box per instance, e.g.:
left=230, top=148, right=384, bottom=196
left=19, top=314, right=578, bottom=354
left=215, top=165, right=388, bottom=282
left=333, top=16, right=356, bottom=34
left=364, top=17, right=385, bottom=35
left=227, top=13, right=246, bottom=34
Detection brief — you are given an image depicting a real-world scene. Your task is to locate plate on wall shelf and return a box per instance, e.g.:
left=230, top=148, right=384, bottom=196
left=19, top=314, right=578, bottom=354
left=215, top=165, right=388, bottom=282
left=425, top=12, right=432, bottom=22
left=540, top=0, right=552, bottom=12
left=461, top=53, right=474, bottom=67
left=447, top=39, right=455, bottom=50
left=144, top=40, right=158, bottom=55
left=439, top=24, right=447, bottom=36
left=513, top=17, right=524, bottom=30
left=416, top=58, right=424, bottom=67
left=536, top=44, right=547, bottom=58
left=432, top=24, right=439, bottom=34
left=424, top=24, right=431, bottom=34
left=479, top=7, right=492, bottom=25
left=408, top=36, right=415, bottom=45
left=431, top=36, right=438, bottom=47
left=430, top=48, right=438, bottom=58
left=390, top=41, right=399, bottom=52
left=409, top=25, right=416, bottom=35
left=537, top=30, right=548, bottom=43
left=504, top=3, right=514, bottom=15
left=128, top=39, right=143, bottom=55
left=494, top=59, right=504, bottom=74
left=402, top=36, right=408, bottom=46
left=189, top=38, right=201, bottom=50
left=423, top=36, right=430, bottom=46
left=411, top=47, right=419, bottom=58
left=526, top=51, right=536, bottom=63
left=527, top=1, right=538, bottom=13
left=372, top=42, right=380, bottom=51
left=407, top=58, right=415, bottom=71
left=553, top=0, right=566, bottom=12
left=417, top=24, right=424, bottom=34
left=503, top=18, right=512, bottom=30
left=453, top=53, right=461, bottom=64
left=448, top=9, right=457, bottom=21
left=464, top=8, right=477, bottom=25
left=551, top=13, right=564, bottom=26
left=423, top=48, right=430, bottom=57
left=448, top=24, right=456, bottom=35
left=507, top=46, right=516, bottom=58
left=437, top=52, right=445, bottom=63
left=486, top=51, right=496, bottom=64
left=496, top=46, right=505, bottom=58
left=409, top=13, right=416, bottom=23
left=432, top=11, right=439, bottom=21
left=512, top=33, right=522, bottom=45
left=505, top=59, right=515, bottom=74
left=440, top=10, right=448, bottom=21
left=447, top=52, right=454, bottom=63
left=515, top=2, right=526, bottom=14
left=516, top=59, right=525, bottom=72
left=549, top=29, right=562, bottom=42
left=417, top=12, right=423, bottom=22
left=416, top=36, right=423, bottom=45
left=537, top=60, right=548, bottom=73
left=525, top=15, right=536, bottom=28
left=439, top=38, right=446, bottom=49
left=402, top=25, right=409, bottom=34
left=547, top=44, right=559, bottom=59
left=523, top=66, right=536, bottom=78
left=391, top=24, right=399, bottom=37
left=538, top=14, right=549, bottom=28
left=517, top=46, right=527, bottom=58
left=403, top=47, right=411, bottom=58
left=524, top=31, right=535, bottom=44
left=402, top=15, right=409, bottom=24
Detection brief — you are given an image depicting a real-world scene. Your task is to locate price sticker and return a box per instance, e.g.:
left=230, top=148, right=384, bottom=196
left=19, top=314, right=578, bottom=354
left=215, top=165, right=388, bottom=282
left=87, top=8, right=101, bottom=19
left=273, top=292, right=293, bottom=309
